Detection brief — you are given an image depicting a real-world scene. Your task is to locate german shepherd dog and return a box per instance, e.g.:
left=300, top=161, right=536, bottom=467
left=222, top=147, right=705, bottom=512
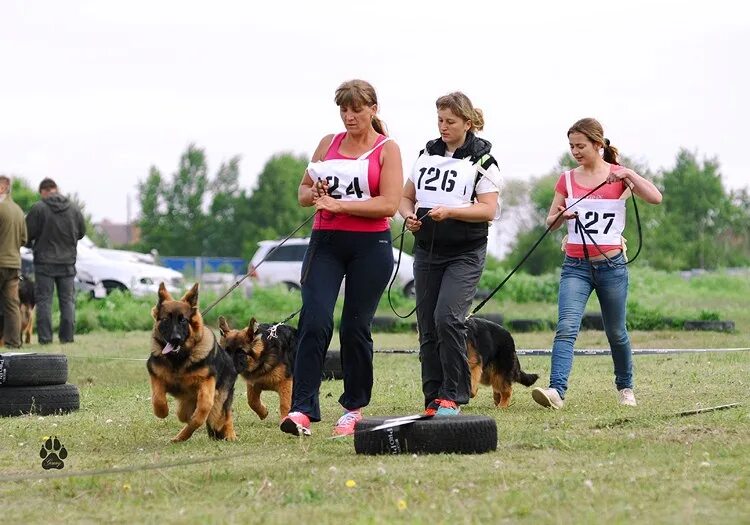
left=218, top=316, right=296, bottom=421
left=0, top=276, right=35, bottom=347
left=465, top=316, right=539, bottom=407
left=147, top=283, right=237, bottom=442
left=19, top=277, right=35, bottom=345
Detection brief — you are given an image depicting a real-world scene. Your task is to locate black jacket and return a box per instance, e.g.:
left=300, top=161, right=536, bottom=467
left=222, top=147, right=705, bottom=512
left=25, top=193, right=86, bottom=266
left=414, top=133, right=497, bottom=255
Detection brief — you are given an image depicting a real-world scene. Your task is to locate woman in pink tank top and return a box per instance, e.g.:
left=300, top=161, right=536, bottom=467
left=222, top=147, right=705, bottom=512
left=531, top=118, right=662, bottom=411
left=280, top=80, right=403, bottom=438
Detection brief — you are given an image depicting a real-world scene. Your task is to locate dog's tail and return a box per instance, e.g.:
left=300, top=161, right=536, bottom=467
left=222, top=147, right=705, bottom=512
left=514, top=355, right=539, bottom=387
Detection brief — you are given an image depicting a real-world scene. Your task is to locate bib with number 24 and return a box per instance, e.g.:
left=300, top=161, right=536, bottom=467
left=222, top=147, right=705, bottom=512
left=306, top=137, right=392, bottom=202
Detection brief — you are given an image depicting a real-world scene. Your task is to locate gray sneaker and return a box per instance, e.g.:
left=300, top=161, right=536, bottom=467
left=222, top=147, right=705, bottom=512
left=532, top=387, right=564, bottom=409
left=618, top=388, right=637, bottom=406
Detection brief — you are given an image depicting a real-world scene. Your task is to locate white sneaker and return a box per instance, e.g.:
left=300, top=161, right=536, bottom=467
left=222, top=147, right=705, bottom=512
left=532, top=387, right=564, bottom=409
left=618, top=388, right=637, bottom=406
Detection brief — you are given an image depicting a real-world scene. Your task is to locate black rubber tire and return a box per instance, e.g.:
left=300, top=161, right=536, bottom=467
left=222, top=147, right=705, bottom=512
left=354, top=415, right=497, bottom=455
left=0, top=353, right=68, bottom=387
left=475, top=313, right=504, bottom=325
left=371, top=316, right=397, bottom=332
left=581, top=312, right=604, bottom=331
left=0, top=383, right=80, bottom=417
left=506, top=319, right=547, bottom=332
left=322, top=349, right=343, bottom=380
left=683, top=320, right=735, bottom=332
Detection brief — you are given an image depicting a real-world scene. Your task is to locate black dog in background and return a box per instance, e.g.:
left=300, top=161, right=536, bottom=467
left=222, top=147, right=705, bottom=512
left=465, top=316, right=539, bottom=407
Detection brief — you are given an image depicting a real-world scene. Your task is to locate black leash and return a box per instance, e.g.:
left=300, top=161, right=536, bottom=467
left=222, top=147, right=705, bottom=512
left=201, top=211, right=317, bottom=316
left=387, top=211, right=433, bottom=319
left=470, top=180, right=642, bottom=316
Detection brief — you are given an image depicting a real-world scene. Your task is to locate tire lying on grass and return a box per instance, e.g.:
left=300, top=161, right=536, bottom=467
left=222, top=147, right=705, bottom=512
left=354, top=415, right=497, bottom=455
left=0, top=352, right=69, bottom=387
left=0, top=383, right=80, bottom=417
left=322, top=349, right=343, bottom=380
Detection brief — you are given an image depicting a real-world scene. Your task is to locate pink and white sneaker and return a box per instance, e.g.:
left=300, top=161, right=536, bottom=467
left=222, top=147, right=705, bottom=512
left=332, top=409, right=362, bottom=436
left=280, top=411, right=312, bottom=436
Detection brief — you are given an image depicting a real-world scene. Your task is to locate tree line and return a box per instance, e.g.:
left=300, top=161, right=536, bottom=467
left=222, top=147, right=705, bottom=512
left=132, top=145, right=749, bottom=272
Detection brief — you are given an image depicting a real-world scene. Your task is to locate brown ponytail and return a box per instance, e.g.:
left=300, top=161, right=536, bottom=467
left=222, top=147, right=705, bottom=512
left=568, top=118, right=619, bottom=165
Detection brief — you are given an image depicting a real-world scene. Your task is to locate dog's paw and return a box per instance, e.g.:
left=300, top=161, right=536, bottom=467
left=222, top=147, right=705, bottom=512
left=153, top=403, right=169, bottom=419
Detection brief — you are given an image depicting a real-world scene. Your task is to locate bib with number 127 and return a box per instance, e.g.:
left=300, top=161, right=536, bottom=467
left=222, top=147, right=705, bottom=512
left=564, top=170, right=626, bottom=246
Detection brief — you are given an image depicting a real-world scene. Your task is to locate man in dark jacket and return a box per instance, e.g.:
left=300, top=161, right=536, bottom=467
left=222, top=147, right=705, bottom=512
left=25, top=178, right=86, bottom=344
left=0, top=175, right=28, bottom=348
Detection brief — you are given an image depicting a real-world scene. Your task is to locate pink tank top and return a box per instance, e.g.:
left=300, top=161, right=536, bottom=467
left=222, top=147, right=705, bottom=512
left=554, top=167, right=627, bottom=258
left=313, top=132, right=390, bottom=232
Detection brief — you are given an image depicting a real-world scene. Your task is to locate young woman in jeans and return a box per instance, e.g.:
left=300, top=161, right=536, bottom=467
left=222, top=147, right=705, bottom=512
left=280, top=80, right=403, bottom=437
left=532, top=118, right=662, bottom=409
left=398, top=92, right=502, bottom=416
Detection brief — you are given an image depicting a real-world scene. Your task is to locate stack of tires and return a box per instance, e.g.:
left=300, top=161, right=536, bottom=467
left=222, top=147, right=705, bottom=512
left=0, top=353, right=80, bottom=417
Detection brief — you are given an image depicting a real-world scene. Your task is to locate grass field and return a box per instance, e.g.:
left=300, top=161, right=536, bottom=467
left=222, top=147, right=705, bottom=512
left=1, top=330, right=748, bottom=524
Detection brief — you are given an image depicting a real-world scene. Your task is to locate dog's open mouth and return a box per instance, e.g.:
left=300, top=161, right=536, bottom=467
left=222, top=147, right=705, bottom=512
left=162, top=342, right=182, bottom=355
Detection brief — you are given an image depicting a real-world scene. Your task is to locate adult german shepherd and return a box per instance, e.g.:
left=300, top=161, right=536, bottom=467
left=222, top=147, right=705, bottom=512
left=147, top=283, right=237, bottom=442
left=218, top=316, right=296, bottom=421
left=465, top=316, right=539, bottom=407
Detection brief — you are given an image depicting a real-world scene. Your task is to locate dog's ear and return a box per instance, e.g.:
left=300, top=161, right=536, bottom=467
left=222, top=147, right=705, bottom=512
left=218, top=316, right=230, bottom=337
left=248, top=317, right=259, bottom=335
left=157, top=282, right=172, bottom=306
left=153, top=283, right=172, bottom=319
left=180, top=283, right=200, bottom=310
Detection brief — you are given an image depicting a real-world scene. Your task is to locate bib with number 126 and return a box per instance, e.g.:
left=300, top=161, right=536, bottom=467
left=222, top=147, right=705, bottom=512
left=564, top=170, right=626, bottom=246
left=412, top=154, right=477, bottom=209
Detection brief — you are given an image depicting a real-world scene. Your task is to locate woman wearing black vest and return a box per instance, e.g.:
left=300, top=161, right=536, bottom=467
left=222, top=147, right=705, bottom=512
left=398, top=92, right=502, bottom=415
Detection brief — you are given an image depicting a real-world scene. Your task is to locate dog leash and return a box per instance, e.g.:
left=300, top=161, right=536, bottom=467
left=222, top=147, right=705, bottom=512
left=201, top=211, right=316, bottom=316
left=469, top=180, right=614, bottom=318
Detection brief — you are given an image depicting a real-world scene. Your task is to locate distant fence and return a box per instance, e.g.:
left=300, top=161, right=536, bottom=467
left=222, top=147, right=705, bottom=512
left=160, top=257, right=247, bottom=278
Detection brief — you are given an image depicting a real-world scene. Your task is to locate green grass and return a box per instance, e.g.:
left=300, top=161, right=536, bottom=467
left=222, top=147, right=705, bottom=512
left=1, top=332, right=749, bottom=524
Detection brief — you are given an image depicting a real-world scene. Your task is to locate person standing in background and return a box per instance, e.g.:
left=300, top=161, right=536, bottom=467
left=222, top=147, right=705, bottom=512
left=0, top=175, right=28, bottom=348
left=25, top=178, right=86, bottom=344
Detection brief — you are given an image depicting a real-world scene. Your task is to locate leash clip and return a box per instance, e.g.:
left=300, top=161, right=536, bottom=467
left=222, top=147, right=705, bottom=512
left=266, top=323, right=281, bottom=340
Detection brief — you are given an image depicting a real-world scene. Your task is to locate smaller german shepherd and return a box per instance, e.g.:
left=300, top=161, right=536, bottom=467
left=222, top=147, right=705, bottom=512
left=147, top=283, right=237, bottom=442
left=218, top=316, right=296, bottom=421
left=19, top=277, right=35, bottom=345
left=0, top=276, right=35, bottom=347
left=465, top=316, right=539, bottom=407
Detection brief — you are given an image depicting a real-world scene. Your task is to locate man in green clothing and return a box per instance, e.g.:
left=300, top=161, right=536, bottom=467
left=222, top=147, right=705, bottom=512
left=0, top=175, right=28, bottom=348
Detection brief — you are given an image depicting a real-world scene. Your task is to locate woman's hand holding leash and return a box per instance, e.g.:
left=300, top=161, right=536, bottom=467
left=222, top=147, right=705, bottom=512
left=428, top=207, right=452, bottom=222
left=405, top=214, right=422, bottom=232
left=315, top=195, right=344, bottom=214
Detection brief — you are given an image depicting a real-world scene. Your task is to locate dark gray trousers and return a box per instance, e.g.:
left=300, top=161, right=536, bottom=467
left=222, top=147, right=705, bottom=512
left=35, top=264, right=76, bottom=344
left=414, top=244, right=486, bottom=407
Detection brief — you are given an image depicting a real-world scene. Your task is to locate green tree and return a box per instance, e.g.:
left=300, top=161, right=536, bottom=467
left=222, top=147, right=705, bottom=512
left=242, top=153, right=312, bottom=259
left=137, top=145, right=211, bottom=256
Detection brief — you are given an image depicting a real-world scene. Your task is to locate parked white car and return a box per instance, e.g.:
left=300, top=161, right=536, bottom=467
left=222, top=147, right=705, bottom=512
left=244, top=238, right=415, bottom=298
left=21, top=239, right=184, bottom=298
left=75, top=241, right=183, bottom=297
left=80, top=237, right=157, bottom=265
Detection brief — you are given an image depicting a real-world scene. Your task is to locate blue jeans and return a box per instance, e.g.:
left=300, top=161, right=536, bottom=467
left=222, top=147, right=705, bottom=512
left=549, top=253, right=632, bottom=398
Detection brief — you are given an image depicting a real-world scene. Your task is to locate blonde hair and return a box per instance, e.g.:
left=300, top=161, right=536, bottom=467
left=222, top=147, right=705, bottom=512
left=435, top=92, right=484, bottom=132
left=567, top=118, right=619, bottom=165
left=334, top=79, right=387, bottom=135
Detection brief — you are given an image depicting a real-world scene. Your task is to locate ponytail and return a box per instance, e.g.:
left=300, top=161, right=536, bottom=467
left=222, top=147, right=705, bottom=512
left=602, top=138, right=620, bottom=165
left=371, top=115, right=388, bottom=136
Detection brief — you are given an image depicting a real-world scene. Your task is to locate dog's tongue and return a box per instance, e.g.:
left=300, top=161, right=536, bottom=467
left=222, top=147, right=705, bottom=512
left=162, top=342, right=179, bottom=355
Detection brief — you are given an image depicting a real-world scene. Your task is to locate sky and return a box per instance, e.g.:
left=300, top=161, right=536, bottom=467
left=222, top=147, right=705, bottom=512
left=1, top=1, right=747, bottom=225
